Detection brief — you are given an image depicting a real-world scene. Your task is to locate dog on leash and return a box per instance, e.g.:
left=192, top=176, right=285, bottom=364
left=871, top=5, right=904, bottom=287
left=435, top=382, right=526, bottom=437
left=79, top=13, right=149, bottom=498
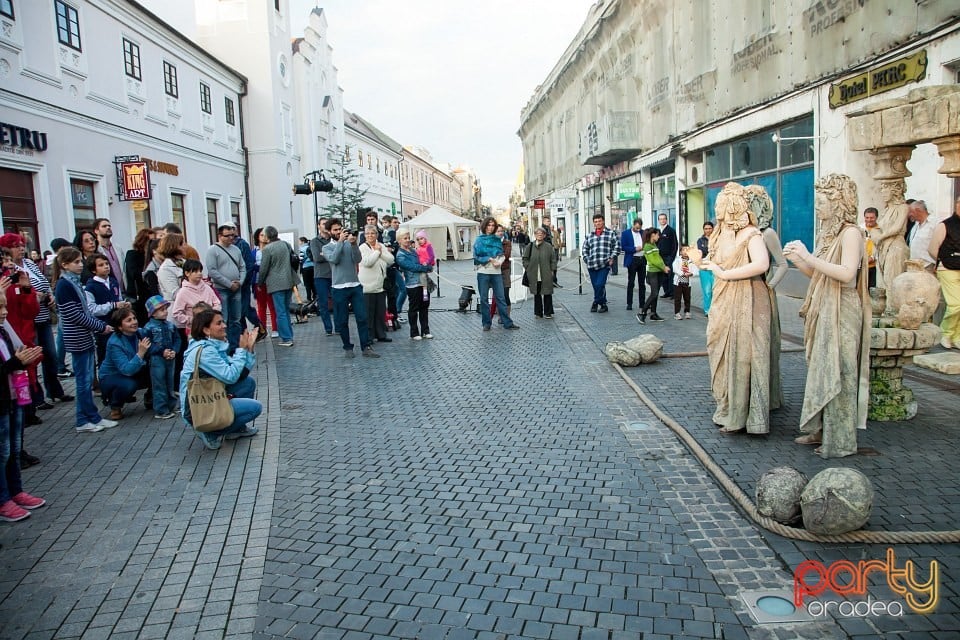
left=289, top=298, right=319, bottom=324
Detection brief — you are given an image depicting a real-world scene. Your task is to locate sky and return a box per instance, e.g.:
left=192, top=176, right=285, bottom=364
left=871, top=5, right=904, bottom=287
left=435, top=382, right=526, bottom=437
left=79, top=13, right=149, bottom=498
left=140, top=0, right=594, bottom=207
left=288, top=1, right=595, bottom=208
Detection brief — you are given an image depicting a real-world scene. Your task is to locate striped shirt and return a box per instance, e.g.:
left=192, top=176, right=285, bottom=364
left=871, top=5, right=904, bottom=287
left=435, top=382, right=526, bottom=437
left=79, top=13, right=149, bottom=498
left=54, top=273, right=107, bottom=352
left=21, top=258, right=51, bottom=323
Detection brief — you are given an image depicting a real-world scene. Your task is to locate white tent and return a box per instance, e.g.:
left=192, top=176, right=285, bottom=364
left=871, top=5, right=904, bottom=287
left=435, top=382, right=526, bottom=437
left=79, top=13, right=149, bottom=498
left=399, top=205, right=480, bottom=260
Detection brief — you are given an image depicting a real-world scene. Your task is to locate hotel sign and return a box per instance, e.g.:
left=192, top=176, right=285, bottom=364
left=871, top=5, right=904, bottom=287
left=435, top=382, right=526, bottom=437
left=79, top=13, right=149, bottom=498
left=829, top=50, right=927, bottom=109
left=119, top=160, right=151, bottom=201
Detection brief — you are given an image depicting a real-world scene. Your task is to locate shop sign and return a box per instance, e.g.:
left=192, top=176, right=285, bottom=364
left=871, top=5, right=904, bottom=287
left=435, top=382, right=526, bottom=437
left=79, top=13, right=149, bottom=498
left=130, top=200, right=149, bottom=212
left=0, top=122, right=48, bottom=155
left=617, top=182, right=640, bottom=200
left=119, top=161, right=151, bottom=200
left=140, top=157, right=179, bottom=176
left=533, top=199, right=545, bottom=209
left=829, top=50, right=927, bottom=109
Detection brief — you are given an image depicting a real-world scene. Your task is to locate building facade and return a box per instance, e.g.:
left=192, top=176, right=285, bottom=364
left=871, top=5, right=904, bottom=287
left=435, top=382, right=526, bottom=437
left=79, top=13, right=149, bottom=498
left=344, top=110, right=401, bottom=220
left=399, top=145, right=458, bottom=219
left=0, top=0, right=246, bottom=257
left=519, top=0, right=960, bottom=291
left=451, top=166, right=482, bottom=220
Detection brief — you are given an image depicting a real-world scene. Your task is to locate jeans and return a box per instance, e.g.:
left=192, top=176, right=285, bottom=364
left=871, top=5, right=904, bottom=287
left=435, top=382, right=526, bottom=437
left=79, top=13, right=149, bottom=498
left=100, top=371, right=149, bottom=409
left=331, top=285, right=370, bottom=351
left=699, top=270, right=715, bottom=315
left=0, top=409, right=24, bottom=503
left=209, top=376, right=261, bottom=437
left=395, top=270, right=408, bottom=314
left=641, top=272, right=662, bottom=315
left=241, top=281, right=261, bottom=330
left=625, top=259, right=646, bottom=308
left=34, top=321, right=64, bottom=399
left=301, top=266, right=316, bottom=300
left=150, top=357, right=176, bottom=414
left=477, top=272, right=514, bottom=328
left=313, top=276, right=333, bottom=333
left=270, top=289, right=294, bottom=342
left=71, top=348, right=102, bottom=428
left=216, top=287, right=243, bottom=350
left=407, top=286, right=430, bottom=337
left=588, top=266, right=611, bottom=306
left=56, top=319, right=67, bottom=373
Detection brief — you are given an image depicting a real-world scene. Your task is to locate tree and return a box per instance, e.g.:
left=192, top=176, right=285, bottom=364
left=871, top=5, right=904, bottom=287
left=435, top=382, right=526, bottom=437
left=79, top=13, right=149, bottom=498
left=323, top=145, right=368, bottom=228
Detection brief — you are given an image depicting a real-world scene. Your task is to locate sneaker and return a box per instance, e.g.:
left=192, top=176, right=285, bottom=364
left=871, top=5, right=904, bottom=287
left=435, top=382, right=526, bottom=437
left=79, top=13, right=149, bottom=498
left=56, top=370, right=73, bottom=379
left=412, top=335, right=423, bottom=341
left=109, top=409, right=123, bottom=421
left=598, top=305, right=609, bottom=313
left=424, top=334, right=434, bottom=339
left=344, top=350, right=356, bottom=358
left=0, top=500, right=30, bottom=522
left=11, top=492, right=45, bottom=510
left=154, top=411, right=176, bottom=420
left=54, top=395, right=75, bottom=403
left=545, top=314, right=553, bottom=319
left=76, top=422, right=105, bottom=433
left=650, top=314, right=665, bottom=322
left=685, top=312, right=691, bottom=320
left=195, top=431, right=223, bottom=450
left=675, top=313, right=682, bottom=320
left=362, top=346, right=381, bottom=358
left=36, top=402, right=54, bottom=411
left=224, top=425, right=259, bottom=440
left=98, top=418, right=119, bottom=428
left=278, top=341, right=294, bottom=347
left=506, top=325, right=521, bottom=330
left=636, top=313, right=646, bottom=325
left=590, top=304, right=598, bottom=313
left=270, top=331, right=279, bottom=338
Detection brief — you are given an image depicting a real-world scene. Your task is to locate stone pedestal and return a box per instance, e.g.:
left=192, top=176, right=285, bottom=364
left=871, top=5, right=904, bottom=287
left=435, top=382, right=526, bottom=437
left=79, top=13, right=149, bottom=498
left=868, top=319, right=939, bottom=421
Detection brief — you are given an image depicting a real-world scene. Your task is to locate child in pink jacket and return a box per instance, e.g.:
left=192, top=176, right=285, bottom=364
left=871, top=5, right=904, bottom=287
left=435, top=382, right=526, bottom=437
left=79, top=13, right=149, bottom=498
left=171, top=259, right=221, bottom=336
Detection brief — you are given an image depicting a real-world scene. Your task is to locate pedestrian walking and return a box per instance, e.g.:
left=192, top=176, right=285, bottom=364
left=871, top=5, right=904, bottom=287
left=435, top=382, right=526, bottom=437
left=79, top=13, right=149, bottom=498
left=636, top=228, right=669, bottom=324
left=522, top=227, right=557, bottom=318
left=581, top=213, right=621, bottom=313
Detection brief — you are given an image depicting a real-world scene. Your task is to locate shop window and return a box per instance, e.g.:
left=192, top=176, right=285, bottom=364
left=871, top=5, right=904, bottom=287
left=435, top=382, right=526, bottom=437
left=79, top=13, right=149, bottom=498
left=779, top=117, right=815, bottom=167
left=224, top=97, right=235, bottom=125
left=732, top=131, right=777, bottom=177
left=171, top=193, right=186, bottom=240
left=55, top=0, right=81, bottom=51
left=206, top=197, right=218, bottom=244
left=0, top=0, right=13, bottom=19
left=652, top=175, right=677, bottom=228
left=163, top=61, right=178, bottom=98
left=200, top=82, right=212, bottom=114
left=70, top=179, right=96, bottom=233
left=705, top=145, right=730, bottom=182
left=779, top=167, right=815, bottom=248
left=122, top=38, right=141, bottom=80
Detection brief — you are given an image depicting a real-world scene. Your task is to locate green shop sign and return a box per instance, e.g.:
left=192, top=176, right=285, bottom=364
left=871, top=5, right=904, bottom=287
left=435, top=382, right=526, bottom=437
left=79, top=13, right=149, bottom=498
left=617, top=183, right=640, bottom=200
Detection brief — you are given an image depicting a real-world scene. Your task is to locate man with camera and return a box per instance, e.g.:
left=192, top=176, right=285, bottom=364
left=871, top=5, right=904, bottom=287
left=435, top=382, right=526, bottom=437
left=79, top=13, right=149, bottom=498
left=321, top=219, right=380, bottom=358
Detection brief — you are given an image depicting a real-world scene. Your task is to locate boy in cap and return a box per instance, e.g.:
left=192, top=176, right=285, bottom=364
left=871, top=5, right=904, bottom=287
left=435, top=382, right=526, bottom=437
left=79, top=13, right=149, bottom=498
left=143, top=295, right=181, bottom=419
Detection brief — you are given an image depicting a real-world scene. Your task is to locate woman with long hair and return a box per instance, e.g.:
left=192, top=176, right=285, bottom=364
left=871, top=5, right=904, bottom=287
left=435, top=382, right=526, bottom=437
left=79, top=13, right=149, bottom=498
left=156, top=233, right=185, bottom=302
left=125, top=228, right=155, bottom=325
left=72, top=229, right=99, bottom=284
left=636, top=228, right=669, bottom=324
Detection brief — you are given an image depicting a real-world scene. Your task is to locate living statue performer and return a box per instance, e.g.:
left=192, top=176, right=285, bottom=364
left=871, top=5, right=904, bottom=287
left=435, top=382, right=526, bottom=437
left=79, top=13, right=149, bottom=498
left=745, top=184, right=785, bottom=411
left=784, top=174, right=870, bottom=458
left=703, top=182, right=771, bottom=434
left=871, top=178, right=910, bottom=292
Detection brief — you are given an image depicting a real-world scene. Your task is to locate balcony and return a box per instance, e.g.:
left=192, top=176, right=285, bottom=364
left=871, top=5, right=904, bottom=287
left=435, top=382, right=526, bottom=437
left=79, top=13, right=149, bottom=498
left=579, top=111, right=641, bottom=166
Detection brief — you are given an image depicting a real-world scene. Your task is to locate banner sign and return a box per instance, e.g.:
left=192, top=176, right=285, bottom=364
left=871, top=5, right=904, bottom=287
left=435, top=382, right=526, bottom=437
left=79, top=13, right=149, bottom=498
left=119, top=161, right=151, bottom=201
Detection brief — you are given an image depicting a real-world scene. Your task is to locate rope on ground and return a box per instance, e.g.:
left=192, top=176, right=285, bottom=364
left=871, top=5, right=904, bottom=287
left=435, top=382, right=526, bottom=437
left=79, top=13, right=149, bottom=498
left=612, top=362, right=960, bottom=544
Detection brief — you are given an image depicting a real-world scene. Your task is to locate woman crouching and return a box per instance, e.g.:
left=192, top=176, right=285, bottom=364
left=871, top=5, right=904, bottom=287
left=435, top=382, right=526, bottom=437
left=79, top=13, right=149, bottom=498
left=180, top=309, right=262, bottom=450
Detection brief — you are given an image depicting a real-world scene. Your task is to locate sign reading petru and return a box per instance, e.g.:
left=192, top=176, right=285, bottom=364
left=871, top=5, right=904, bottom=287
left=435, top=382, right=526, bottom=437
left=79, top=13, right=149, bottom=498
left=119, top=161, right=151, bottom=201
left=829, top=50, right=927, bottom=109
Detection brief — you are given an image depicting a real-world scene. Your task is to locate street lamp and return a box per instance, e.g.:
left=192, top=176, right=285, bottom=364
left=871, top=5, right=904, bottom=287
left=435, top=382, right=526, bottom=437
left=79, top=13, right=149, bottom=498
left=293, top=170, right=334, bottom=230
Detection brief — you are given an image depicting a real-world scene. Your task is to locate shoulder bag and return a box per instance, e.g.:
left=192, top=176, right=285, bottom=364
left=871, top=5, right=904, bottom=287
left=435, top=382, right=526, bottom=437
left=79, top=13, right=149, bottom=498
left=187, top=345, right=235, bottom=432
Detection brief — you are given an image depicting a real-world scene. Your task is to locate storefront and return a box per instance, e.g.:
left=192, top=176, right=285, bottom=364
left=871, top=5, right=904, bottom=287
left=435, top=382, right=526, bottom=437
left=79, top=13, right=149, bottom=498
left=612, top=176, right=641, bottom=231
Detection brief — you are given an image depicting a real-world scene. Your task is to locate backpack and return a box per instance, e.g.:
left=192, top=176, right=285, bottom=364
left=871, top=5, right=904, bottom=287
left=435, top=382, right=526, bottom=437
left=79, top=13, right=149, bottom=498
left=288, top=242, right=300, bottom=271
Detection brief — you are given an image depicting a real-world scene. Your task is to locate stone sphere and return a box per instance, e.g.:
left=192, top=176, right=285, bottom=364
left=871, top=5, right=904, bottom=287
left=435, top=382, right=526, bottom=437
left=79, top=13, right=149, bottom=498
left=755, top=467, right=808, bottom=524
left=800, top=467, right=874, bottom=535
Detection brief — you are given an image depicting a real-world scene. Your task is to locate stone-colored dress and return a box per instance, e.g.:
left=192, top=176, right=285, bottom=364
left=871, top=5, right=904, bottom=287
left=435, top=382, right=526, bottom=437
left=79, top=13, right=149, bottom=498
left=706, top=228, right=772, bottom=433
left=798, top=224, right=870, bottom=458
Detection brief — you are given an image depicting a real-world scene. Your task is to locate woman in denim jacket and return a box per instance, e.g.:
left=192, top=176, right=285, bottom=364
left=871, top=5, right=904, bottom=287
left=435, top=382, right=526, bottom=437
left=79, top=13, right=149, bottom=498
left=395, top=231, right=434, bottom=340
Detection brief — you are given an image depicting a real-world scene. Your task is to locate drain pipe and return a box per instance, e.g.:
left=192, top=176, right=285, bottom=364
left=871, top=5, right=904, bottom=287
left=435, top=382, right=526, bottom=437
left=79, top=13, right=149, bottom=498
left=238, top=80, right=253, bottom=237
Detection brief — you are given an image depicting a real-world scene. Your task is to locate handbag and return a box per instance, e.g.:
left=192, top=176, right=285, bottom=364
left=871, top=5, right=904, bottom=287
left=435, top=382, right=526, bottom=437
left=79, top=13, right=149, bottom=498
left=426, top=274, right=437, bottom=293
left=187, top=345, right=235, bottom=432
left=521, top=271, right=530, bottom=287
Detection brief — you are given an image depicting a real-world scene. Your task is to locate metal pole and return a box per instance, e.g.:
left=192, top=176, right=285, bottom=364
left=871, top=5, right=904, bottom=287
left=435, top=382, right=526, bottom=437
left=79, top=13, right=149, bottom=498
left=578, top=257, right=584, bottom=295
left=435, top=259, right=442, bottom=298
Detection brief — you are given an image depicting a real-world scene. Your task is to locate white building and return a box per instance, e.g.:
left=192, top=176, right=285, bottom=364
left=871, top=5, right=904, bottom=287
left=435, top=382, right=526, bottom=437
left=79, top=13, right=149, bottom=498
left=520, top=0, right=960, bottom=294
left=0, top=0, right=246, bottom=256
left=344, top=110, right=401, bottom=221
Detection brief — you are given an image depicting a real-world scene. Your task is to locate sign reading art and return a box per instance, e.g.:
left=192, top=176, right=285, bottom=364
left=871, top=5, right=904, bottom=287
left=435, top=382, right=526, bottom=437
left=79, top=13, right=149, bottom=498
left=829, top=50, right=927, bottom=109
left=119, top=160, right=151, bottom=201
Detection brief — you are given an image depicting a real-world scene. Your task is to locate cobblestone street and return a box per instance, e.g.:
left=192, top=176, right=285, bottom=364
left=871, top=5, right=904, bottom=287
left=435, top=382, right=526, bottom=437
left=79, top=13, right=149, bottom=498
left=0, top=259, right=956, bottom=639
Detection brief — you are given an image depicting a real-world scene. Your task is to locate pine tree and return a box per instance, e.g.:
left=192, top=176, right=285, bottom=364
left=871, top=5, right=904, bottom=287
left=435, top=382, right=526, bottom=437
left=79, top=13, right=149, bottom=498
left=323, top=145, right=368, bottom=229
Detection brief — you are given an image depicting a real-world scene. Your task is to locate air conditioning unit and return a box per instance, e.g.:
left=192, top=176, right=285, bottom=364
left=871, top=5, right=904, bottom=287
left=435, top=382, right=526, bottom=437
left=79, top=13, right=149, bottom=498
left=688, top=162, right=704, bottom=186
